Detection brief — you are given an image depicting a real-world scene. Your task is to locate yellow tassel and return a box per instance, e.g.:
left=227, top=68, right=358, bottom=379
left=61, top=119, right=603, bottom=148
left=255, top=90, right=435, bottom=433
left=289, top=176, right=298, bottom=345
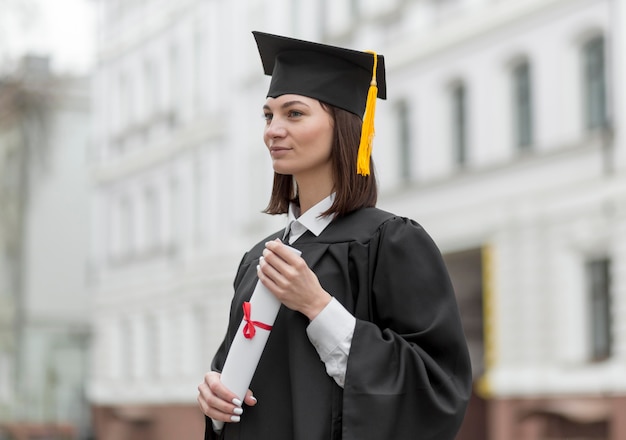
left=357, top=51, right=378, bottom=176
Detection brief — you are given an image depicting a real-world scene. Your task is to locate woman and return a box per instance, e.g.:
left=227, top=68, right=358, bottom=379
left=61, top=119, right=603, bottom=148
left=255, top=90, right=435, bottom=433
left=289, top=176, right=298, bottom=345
left=198, top=31, right=472, bottom=440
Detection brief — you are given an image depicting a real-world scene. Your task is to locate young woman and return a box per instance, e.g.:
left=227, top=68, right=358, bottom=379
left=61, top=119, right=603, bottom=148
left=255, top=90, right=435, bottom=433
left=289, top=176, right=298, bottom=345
left=197, top=31, right=472, bottom=440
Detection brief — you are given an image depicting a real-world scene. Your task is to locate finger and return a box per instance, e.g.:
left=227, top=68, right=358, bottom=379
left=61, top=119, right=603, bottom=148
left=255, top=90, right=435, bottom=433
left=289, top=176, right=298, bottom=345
left=265, top=243, right=309, bottom=277
left=198, top=389, right=244, bottom=422
left=204, top=402, right=243, bottom=423
left=261, top=248, right=291, bottom=272
left=265, top=240, right=300, bottom=264
left=261, top=250, right=299, bottom=283
left=198, top=373, right=245, bottom=422
left=206, top=372, right=238, bottom=402
left=258, top=264, right=285, bottom=296
left=244, top=389, right=258, bottom=407
left=197, top=393, right=210, bottom=414
left=259, top=255, right=289, bottom=288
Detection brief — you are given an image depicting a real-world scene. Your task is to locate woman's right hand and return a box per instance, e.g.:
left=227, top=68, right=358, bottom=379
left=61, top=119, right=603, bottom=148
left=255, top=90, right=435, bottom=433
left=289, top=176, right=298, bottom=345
left=197, top=371, right=257, bottom=423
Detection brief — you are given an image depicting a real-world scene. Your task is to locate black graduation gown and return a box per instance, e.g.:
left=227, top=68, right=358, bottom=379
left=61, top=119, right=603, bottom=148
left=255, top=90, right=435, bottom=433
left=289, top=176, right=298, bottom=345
left=205, top=207, right=472, bottom=440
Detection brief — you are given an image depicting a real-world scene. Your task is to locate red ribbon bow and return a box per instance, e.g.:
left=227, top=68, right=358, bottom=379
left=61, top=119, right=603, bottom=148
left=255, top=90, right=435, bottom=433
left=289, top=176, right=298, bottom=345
left=242, top=301, right=273, bottom=339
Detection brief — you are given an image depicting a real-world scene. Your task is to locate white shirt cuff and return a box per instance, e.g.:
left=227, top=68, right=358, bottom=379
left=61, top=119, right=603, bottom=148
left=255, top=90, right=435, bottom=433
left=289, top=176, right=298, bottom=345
left=306, top=297, right=355, bottom=387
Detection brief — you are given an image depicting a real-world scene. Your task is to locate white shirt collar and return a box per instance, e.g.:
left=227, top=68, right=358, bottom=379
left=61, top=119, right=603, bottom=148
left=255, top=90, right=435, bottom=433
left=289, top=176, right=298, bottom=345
left=285, top=193, right=336, bottom=243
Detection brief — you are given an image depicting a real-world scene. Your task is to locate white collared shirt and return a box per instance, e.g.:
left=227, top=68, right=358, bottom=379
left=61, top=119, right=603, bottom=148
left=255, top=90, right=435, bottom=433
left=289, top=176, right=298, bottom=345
left=284, top=194, right=334, bottom=244
left=286, top=194, right=356, bottom=388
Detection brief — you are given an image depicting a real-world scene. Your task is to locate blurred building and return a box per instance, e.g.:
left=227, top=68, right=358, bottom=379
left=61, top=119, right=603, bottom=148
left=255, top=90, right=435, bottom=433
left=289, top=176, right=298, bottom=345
left=88, top=0, right=626, bottom=439
left=0, top=56, right=92, bottom=437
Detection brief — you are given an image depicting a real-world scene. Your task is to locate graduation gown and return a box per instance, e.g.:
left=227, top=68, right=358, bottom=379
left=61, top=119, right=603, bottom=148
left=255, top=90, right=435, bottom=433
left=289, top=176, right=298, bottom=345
left=205, top=207, right=472, bottom=440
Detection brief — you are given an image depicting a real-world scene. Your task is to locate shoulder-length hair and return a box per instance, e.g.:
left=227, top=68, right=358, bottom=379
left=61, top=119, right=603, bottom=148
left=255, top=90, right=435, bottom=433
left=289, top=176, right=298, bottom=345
left=263, top=102, right=378, bottom=217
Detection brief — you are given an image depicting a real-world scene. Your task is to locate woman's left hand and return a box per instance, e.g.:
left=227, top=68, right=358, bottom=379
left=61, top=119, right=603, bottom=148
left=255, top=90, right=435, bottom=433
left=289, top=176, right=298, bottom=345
left=257, top=239, right=331, bottom=320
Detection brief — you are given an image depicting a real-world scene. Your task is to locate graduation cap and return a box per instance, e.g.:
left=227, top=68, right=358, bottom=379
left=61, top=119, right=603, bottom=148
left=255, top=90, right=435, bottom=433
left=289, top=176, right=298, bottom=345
left=252, top=31, right=387, bottom=176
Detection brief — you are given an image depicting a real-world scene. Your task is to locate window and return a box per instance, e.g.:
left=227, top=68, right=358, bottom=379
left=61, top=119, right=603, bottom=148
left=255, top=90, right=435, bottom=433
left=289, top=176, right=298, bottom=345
left=451, top=82, right=467, bottom=166
left=512, top=61, right=533, bottom=149
left=586, top=258, right=612, bottom=361
left=583, top=36, right=607, bottom=130
left=396, top=100, right=412, bottom=181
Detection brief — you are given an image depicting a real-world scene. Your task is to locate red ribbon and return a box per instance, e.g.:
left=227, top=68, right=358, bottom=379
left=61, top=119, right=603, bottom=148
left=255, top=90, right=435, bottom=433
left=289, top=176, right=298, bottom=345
left=242, top=302, right=273, bottom=339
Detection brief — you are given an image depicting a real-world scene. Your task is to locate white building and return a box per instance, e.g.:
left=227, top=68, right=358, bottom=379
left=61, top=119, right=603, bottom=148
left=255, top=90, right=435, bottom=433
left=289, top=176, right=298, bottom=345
left=0, top=56, right=91, bottom=438
left=88, top=0, right=626, bottom=438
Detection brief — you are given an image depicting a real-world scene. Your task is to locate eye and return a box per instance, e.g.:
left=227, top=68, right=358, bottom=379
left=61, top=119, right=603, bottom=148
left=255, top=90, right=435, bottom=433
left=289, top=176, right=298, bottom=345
left=263, top=112, right=273, bottom=123
left=288, top=110, right=303, bottom=118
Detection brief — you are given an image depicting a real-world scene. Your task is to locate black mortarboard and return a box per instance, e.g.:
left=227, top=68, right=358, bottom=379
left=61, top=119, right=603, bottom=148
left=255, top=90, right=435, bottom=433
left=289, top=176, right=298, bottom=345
left=252, top=31, right=387, bottom=176
left=253, top=31, right=386, bottom=117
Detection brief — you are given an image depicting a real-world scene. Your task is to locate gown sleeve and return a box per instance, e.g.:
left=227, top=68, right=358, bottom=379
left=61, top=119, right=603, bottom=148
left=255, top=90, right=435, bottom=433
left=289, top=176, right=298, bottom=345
left=342, top=217, right=472, bottom=440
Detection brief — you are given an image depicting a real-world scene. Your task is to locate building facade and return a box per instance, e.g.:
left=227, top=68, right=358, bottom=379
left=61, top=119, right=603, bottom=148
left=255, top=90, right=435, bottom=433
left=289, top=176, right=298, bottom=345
left=0, top=56, right=92, bottom=438
left=88, top=0, right=626, bottom=439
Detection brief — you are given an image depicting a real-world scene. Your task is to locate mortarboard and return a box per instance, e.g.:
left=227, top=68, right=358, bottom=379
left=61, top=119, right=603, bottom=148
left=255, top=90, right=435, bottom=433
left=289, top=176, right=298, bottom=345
left=252, top=31, right=387, bottom=176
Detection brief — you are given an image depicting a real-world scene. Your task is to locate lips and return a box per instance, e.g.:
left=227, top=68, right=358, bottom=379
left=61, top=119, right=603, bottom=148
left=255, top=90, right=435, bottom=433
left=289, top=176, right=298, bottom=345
left=269, top=146, right=291, bottom=156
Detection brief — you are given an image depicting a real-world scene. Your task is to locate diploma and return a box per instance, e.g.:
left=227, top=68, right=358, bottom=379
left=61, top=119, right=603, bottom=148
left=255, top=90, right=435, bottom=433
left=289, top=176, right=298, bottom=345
left=213, top=245, right=301, bottom=431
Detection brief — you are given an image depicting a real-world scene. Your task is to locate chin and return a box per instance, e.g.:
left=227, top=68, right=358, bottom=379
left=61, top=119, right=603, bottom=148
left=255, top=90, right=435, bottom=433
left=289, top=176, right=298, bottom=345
left=272, top=164, right=296, bottom=175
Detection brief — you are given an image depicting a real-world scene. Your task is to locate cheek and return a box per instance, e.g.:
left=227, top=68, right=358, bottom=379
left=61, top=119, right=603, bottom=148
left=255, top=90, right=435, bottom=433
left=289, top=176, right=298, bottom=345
left=305, top=133, right=331, bottom=158
left=318, top=128, right=334, bottom=158
left=303, top=121, right=333, bottom=152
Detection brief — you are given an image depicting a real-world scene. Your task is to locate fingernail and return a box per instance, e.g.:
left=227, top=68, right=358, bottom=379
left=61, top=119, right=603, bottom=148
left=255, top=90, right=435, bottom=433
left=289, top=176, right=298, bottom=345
left=233, top=407, right=243, bottom=415
left=232, top=398, right=242, bottom=407
left=250, top=396, right=257, bottom=403
left=231, top=415, right=241, bottom=423
left=256, top=264, right=260, bottom=271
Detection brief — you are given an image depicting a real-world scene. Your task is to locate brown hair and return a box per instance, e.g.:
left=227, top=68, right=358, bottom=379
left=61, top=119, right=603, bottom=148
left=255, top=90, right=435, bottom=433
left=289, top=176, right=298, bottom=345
left=263, top=102, right=378, bottom=217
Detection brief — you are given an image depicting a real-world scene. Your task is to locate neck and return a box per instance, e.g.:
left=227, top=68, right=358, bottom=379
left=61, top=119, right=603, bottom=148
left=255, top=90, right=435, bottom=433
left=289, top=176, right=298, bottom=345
left=295, top=175, right=334, bottom=215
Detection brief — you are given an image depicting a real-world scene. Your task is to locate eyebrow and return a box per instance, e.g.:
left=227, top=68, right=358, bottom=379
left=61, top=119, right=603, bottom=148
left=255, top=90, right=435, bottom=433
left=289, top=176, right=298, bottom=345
left=263, top=100, right=311, bottom=111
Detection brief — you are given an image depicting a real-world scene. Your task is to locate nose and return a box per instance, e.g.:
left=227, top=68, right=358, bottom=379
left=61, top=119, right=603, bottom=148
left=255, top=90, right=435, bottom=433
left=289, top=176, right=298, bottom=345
left=265, top=117, right=287, bottom=139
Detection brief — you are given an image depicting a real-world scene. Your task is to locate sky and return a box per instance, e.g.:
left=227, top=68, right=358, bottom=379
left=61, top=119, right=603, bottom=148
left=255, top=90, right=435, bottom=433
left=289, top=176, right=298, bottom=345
left=0, top=0, right=96, bottom=74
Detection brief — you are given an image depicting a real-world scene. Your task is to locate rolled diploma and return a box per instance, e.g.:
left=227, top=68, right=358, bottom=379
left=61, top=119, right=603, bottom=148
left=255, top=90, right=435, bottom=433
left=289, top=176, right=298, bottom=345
left=213, top=245, right=301, bottom=431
